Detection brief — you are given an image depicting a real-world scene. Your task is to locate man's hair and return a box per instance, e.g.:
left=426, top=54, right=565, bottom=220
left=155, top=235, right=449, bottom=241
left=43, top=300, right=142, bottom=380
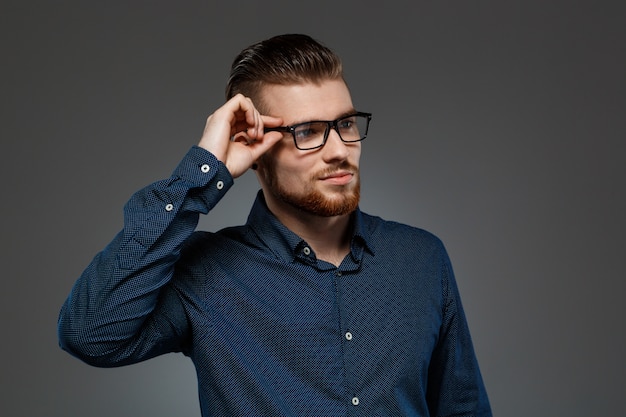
left=226, top=34, right=344, bottom=110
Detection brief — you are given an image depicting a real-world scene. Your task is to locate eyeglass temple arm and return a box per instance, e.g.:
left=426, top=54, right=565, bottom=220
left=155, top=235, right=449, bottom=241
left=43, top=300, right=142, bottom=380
left=263, top=126, right=291, bottom=134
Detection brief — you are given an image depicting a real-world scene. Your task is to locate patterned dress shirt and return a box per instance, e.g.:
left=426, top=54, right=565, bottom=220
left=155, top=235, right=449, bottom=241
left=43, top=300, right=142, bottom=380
left=59, top=146, right=491, bottom=416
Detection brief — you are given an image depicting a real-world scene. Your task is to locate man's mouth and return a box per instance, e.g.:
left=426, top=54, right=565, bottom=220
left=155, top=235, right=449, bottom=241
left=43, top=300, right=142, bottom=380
left=319, top=171, right=354, bottom=185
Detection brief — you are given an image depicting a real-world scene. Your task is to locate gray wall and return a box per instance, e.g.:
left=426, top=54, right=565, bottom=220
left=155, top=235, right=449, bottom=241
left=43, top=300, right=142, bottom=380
left=2, top=1, right=624, bottom=416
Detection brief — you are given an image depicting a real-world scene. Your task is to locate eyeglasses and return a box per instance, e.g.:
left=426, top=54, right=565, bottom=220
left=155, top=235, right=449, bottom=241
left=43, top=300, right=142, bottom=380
left=264, top=112, right=372, bottom=150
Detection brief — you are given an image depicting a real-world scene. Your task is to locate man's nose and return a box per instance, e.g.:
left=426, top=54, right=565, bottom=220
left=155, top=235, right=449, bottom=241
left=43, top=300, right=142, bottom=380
left=322, top=128, right=350, bottom=160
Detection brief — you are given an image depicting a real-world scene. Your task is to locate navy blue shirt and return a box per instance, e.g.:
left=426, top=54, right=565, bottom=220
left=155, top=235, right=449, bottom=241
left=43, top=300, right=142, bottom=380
left=59, top=146, right=491, bottom=416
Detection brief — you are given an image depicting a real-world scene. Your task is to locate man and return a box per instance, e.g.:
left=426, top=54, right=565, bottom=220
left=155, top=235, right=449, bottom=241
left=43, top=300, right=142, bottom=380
left=59, top=33, right=491, bottom=416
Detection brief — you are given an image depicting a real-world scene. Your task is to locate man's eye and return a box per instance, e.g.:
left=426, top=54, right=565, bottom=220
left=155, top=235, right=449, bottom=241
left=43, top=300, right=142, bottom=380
left=295, top=128, right=314, bottom=139
left=294, top=124, right=323, bottom=141
left=339, top=120, right=353, bottom=129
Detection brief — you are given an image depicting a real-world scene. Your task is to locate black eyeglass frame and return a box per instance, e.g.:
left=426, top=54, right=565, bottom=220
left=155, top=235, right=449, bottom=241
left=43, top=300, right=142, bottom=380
left=264, top=112, right=372, bottom=150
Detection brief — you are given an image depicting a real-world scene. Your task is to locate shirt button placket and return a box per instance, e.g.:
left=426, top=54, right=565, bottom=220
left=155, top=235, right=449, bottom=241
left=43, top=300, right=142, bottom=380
left=345, top=327, right=358, bottom=409
left=335, top=269, right=360, bottom=412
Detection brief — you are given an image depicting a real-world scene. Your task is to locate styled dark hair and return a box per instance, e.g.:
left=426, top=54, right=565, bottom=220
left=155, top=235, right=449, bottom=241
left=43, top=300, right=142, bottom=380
left=225, top=34, right=344, bottom=108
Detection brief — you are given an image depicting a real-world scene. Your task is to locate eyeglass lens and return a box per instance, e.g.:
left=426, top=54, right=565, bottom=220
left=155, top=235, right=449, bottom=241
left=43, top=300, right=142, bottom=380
left=294, top=114, right=369, bottom=149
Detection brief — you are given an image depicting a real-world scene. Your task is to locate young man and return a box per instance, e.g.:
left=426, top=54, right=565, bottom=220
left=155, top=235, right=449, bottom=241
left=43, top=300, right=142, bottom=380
left=59, top=34, right=491, bottom=416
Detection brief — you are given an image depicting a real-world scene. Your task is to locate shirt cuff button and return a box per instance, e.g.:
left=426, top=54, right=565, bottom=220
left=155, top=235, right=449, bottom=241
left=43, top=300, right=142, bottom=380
left=201, top=164, right=210, bottom=173
left=165, top=203, right=174, bottom=212
left=216, top=180, right=224, bottom=190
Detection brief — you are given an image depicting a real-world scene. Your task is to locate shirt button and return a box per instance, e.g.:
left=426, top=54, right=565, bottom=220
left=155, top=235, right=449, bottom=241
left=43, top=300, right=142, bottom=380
left=351, top=397, right=359, bottom=406
left=165, top=203, right=174, bottom=212
left=345, top=332, right=353, bottom=341
left=302, top=246, right=311, bottom=256
left=200, top=164, right=210, bottom=173
left=216, top=180, right=224, bottom=190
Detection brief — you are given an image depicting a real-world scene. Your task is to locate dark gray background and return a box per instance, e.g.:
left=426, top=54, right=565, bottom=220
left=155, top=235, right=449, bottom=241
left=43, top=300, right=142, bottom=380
left=2, top=1, right=624, bottom=416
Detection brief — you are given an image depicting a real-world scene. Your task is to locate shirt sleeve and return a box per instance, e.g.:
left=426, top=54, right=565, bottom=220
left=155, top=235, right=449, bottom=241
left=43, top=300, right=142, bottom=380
left=427, top=250, right=492, bottom=416
left=57, top=146, right=233, bottom=367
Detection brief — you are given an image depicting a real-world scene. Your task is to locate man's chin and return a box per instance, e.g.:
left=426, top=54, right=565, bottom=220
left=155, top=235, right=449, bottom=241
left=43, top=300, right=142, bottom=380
left=296, top=189, right=360, bottom=217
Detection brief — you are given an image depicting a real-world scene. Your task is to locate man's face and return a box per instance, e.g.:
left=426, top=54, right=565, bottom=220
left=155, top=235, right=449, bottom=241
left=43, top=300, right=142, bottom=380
left=257, top=79, right=361, bottom=217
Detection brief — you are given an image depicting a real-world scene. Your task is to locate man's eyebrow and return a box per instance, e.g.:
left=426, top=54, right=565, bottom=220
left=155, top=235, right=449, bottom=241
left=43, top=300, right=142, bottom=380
left=288, top=108, right=357, bottom=125
left=336, top=109, right=359, bottom=119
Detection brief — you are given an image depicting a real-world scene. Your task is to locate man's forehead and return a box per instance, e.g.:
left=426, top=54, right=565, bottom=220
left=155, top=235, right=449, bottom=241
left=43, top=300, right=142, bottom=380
left=259, top=79, right=354, bottom=122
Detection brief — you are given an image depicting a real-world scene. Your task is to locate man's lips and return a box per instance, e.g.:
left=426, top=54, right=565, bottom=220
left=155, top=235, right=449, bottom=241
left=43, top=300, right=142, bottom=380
left=319, top=171, right=354, bottom=185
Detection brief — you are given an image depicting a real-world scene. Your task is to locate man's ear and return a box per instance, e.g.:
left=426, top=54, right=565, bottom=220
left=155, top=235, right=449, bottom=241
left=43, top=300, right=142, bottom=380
left=254, top=156, right=270, bottom=182
left=232, top=131, right=251, bottom=144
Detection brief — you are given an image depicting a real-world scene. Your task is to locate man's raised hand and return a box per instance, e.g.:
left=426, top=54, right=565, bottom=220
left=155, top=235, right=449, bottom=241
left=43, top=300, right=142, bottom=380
left=198, top=94, right=283, bottom=178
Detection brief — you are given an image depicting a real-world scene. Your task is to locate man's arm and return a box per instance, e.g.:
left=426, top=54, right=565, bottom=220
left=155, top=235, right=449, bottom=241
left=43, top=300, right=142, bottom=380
left=58, top=147, right=233, bottom=365
left=58, top=95, right=284, bottom=367
left=426, top=251, right=492, bottom=416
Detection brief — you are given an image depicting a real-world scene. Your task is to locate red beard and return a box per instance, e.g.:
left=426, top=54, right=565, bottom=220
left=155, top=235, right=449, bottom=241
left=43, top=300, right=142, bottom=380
left=261, top=160, right=360, bottom=217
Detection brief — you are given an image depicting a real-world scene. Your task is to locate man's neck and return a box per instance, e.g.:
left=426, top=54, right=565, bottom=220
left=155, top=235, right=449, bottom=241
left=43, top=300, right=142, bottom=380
left=268, top=200, right=353, bottom=267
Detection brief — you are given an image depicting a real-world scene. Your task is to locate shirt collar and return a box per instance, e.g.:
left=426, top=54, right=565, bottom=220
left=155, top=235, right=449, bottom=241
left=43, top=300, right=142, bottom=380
left=246, top=190, right=374, bottom=265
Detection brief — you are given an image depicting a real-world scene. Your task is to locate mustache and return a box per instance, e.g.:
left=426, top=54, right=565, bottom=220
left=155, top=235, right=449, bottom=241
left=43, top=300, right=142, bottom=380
left=314, top=161, right=359, bottom=178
